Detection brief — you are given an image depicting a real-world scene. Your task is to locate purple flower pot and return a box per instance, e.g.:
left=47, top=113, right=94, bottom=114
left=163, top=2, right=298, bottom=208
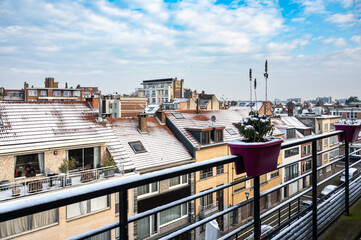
left=334, top=123, right=361, bottom=143
left=228, top=138, right=283, bottom=177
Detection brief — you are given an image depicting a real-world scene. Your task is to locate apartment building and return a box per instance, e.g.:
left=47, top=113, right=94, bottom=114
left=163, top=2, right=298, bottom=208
left=2, top=89, right=25, bottom=101
left=137, top=78, right=184, bottom=105
left=110, top=113, right=193, bottom=239
left=297, top=114, right=341, bottom=179
left=77, top=85, right=99, bottom=99
left=165, top=109, right=284, bottom=238
left=272, top=116, right=315, bottom=196
left=101, top=94, right=147, bottom=118
left=0, top=102, right=136, bottom=240
left=24, top=78, right=83, bottom=102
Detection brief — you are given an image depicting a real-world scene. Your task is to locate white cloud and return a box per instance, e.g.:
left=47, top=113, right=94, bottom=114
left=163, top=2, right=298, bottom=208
left=323, top=38, right=347, bottom=46
left=325, top=13, right=356, bottom=27
left=351, top=35, right=361, bottom=44
left=295, top=0, right=327, bottom=14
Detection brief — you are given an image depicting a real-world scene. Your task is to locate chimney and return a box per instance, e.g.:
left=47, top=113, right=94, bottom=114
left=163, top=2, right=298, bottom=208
left=65, top=82, right=68, bottom=89
left=24, top=82, right=29, bottom=89
left=156, top=111, right=166, bottom=124
left=138, top=113, right=148, bottom=133
left=196, top=98, right=200, bottom=114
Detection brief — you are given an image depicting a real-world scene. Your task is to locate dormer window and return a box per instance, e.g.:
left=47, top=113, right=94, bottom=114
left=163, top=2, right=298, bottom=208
left=187, top=127, right=212, bottom=145
left=286, top=129, right=296, bottom=139
left=212, top=129, right=224, bottom=143
left=201, top=131, right=210, bottom=145
left=226, top=128, right=237, bottom=135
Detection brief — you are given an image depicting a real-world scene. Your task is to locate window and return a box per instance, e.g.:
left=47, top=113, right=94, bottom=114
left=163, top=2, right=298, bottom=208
left=200, top=168, right=213, bottom=180
left=318, top=123, right=322, bottom=134
left=29, top=90, right=37, bottom=96
left=324, top=153, right=328, bottom=162
left=285, top=147, right=299, bottom=158
left=260, top=174, right=267, bottom=184
left=170, top=174, right=188, bottom=187
left=129, top=141, right=147, bottom=154
left=233, top=177, right=246, bottom=192
left=286, top=129, right=296, bottom=139
left=137, top=215, right=157, bottom=239
left=216, top=165, right=224, bottom=175
left=270, top=169, right=280, bottom=178
left=226, top=128, right=237, bottom=135
left=15, top=153, right=44, bottom=178
left=53, top=91, right=61, bottom=97
left=302, top=160, right=312, bottom=172
left=172, top=113, right=184, bottom=119
left=324, top=123, right=328, bottom=131
left=230, top=209, right=238, bottom=225
left=201, top=131, right=210, bottom=145
left=330, top=123, right=335, bottom=130
left=138, top=182, right=158, bottom=196
left=67, top=147, right=100, bottom=170
left=109, top=103, right=113, bottom=109
left=285, top=163, right=298, bottom=181
left=152, top=91, right=156, bottom=97
left=159, top=203, right=187, bottom=226
left=0, top=209, right=58, bottom=239
left=73, top=91, right=81, bottom=97
left=324, top=138, right=328, bottom=147
left=164, top=90, right=168, bottom=96
left=40, top=90, right=47, bottom=96
left=66, top=195, right=109, bottom=219
left=214, top=129, right=224, bottom=142
left=330, top=149, right=340, bottom=159
left=200, top=191, right=213, bottom=210
left=63, top=91, right=71, bottom=97
left=303, top=145, right=312, bottom=155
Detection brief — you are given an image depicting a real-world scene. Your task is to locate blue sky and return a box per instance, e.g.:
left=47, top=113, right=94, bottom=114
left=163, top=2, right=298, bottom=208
left=0, top=0, right=360, bottom=100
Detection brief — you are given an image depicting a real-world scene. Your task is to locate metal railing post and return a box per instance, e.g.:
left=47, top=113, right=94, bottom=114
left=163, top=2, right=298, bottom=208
left=254, top=176, right=261, bottom=240
left=344, top=141, right=350, bottom=216
left=312, top=140, right=318, bottom=240
left=119, top=190, right=128, bottom=240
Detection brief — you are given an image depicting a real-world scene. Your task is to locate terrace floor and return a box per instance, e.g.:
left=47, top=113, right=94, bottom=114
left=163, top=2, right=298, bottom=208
left=319, top=197, right=361, bottom=240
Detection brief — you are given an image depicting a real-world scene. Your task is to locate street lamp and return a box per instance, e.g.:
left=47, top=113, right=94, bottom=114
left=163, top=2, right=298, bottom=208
left=245, top=192, right=250, bottom=223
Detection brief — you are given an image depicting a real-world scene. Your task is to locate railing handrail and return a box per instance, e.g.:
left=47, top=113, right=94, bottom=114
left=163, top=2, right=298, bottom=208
left=0, top=130, right=358, bottom=240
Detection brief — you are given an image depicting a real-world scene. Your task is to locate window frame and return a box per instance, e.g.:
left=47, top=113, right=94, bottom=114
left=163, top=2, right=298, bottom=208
left=129, top=141, right=147, bottom=154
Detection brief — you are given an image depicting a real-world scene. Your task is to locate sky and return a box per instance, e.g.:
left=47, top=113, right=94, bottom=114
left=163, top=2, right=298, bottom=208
left=0, top=0, right=360, bottom=101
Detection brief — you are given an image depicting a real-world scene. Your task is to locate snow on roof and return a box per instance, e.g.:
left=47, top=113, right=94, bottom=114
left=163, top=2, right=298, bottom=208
left=165, top=109, right=284, bottom=148
left=0, top=102, right=134, bottom=171
left=144, top=105, right=160, bottom=115
left=111, top=117, right=193, bottom=172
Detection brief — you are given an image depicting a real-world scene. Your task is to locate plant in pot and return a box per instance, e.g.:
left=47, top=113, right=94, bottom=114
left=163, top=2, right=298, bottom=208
left=59, top=157, right=77, bottom=186
left=228, top=111, right=283, bottom=177
left=334, top=119, right=361, bottom=143
left=12, top=184, right=22, bottom=197
left=102, top=155, right=117, bottom=178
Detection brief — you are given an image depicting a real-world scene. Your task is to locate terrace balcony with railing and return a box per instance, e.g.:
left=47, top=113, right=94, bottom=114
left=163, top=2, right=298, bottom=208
left=1, top=130, right=361, bottom=240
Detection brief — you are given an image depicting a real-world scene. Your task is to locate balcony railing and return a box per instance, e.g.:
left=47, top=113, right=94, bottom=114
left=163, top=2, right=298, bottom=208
left=0, top=166, right=124, bottom=202
left=0, top=130, right=360, bottom=240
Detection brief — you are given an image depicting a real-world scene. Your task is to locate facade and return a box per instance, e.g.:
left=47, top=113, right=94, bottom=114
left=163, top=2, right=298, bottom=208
left=101, top=94, right=148, bottom=118
left=24, top=78, right=83, bottom=102
left=77, top=85, right=99, bottom=100
left=2, top=89, right=25, bottom=101
left=297, top=114, right=341, bottom=179
left=329, top=106, right=361, bottom=120
left=138, top=78, right=184, bottom=105
left=165, top=109, right=284, bottom=238
left=111, top=114, right=193, bottom=239
left=0, top=102, right=136, bottom=240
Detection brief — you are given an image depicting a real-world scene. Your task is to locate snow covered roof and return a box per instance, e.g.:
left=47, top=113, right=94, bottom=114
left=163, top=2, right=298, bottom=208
left=144, top=105, right=160, bottom=115
left=165, top=109, right=284, bottom=148
left=0, top=102, right=134, bottom=171
left=111, top=117, right=193, bottom=172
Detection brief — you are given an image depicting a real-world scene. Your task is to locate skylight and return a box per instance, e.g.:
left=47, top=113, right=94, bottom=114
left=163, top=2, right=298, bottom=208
left=129, top=141, right=147, bottom=154
left=172, top=113, right=184, bottom=119
left=226, top=128, right=237, bottom=135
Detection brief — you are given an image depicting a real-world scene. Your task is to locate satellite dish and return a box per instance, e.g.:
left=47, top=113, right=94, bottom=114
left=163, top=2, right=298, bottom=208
left=211, top=115, right=216, bottom=127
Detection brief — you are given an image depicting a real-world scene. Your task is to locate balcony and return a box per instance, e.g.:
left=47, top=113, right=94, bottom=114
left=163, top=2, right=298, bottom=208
left=0, top=130, right=360, bottom=239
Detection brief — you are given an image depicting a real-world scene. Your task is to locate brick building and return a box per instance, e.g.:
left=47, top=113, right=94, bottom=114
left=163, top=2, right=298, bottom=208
left=101, top=94, right=147, bottom=118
